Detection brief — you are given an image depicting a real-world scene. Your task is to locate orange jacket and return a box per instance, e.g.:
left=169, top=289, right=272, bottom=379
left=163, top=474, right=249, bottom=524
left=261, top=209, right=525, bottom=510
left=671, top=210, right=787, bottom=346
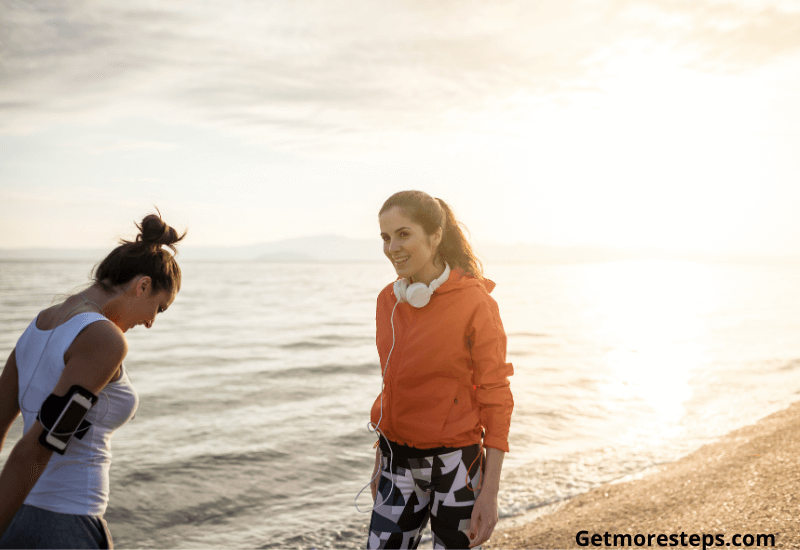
left=371, top=268, right=514, bottom=452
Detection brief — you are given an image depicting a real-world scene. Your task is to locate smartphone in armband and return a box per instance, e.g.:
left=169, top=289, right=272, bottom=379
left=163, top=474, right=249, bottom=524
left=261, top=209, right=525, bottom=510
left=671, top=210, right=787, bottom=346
left=42, top=390, right=94, bottom=453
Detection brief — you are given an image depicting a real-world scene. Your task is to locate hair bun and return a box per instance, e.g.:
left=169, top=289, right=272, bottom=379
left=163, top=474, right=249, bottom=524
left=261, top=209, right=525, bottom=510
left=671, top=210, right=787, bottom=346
left=135, top=212, right=186, bottom=252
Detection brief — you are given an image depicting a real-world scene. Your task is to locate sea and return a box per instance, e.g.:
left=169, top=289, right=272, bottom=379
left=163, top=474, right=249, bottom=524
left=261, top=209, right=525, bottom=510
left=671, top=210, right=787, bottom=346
left=1, top=259, right=799, bottom=548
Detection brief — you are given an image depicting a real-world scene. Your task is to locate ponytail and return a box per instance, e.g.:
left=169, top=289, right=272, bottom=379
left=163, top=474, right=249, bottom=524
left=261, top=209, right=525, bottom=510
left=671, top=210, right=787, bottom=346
left=94, top=210, right=187, bottom=293
left=435, top=198, right=483, bottom=280
left=379, top=190, right=484, bottom=279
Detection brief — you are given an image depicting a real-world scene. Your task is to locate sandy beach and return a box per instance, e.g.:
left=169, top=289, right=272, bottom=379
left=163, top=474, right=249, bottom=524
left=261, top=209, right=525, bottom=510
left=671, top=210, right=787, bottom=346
left=488, top=401, right=800, bottom=549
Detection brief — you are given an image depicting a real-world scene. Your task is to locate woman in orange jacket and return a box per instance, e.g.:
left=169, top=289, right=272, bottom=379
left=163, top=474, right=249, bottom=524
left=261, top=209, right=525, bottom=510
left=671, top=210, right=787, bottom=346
left=366, top=190, right=514, bottom=549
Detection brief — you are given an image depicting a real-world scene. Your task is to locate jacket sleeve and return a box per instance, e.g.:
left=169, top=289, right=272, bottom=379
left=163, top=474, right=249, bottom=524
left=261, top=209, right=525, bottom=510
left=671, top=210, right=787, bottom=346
left=468, top=292, right=514, bottom=452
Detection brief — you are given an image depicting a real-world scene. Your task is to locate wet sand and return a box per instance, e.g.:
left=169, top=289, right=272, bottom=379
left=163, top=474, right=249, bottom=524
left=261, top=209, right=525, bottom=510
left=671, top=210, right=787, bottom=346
left=489, top=402, right=800, bottom=549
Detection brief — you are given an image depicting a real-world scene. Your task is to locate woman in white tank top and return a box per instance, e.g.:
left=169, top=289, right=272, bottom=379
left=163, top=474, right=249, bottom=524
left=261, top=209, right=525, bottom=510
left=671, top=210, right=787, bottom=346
left=0, top=212, right=186, bottom=549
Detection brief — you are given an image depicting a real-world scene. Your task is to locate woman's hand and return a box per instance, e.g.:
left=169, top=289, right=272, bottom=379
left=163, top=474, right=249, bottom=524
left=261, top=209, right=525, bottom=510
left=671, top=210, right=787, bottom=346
left=468, top=447, right=505, bottom=547
left=468, top=488, right=498, bottom=548
left=370, top=447, right=381, bottom=501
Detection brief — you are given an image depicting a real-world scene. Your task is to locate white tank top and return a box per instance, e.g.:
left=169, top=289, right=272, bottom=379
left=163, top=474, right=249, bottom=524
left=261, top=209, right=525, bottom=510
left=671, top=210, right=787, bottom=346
left=15, top=311, right=139, bottom=516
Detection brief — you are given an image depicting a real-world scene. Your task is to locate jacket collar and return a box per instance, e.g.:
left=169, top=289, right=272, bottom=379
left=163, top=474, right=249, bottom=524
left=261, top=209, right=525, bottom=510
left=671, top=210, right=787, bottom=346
left=435, top=267, right=495, bottom=295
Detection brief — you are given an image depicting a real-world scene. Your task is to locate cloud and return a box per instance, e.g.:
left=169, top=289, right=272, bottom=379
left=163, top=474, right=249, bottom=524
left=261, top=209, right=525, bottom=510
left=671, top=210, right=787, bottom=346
left=0, top=2, right=614, bottom=133
left=615, top=0, right=800, bottom=71
left=2, top=0, right=799, bottom=146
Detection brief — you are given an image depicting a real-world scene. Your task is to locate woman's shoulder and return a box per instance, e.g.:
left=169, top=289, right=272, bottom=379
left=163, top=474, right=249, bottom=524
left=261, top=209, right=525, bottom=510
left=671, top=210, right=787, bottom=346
left=76, top=318, right=126, bottom=347
left=377, top=279, right=399, bottom=302
left=68, top=317, right=128, bottom=364
left=440, top=270, right=496, bottom=300
left=34, top=303, right=65, bottom=330
left=36, top=298, right=106, bottom=331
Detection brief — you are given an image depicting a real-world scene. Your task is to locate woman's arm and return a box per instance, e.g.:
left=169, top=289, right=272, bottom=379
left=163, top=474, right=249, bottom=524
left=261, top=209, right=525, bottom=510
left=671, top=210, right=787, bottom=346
left=0, top=322, right=127, bottom=538
left=468, top=447, right=505, bottom=547
left=0, top=416, right=54, bottom=537
left=0, top=349, right=21, bottom=455
left=465, top=292, right=514, bottom=546
left=469, top=295, right=514, bottom=453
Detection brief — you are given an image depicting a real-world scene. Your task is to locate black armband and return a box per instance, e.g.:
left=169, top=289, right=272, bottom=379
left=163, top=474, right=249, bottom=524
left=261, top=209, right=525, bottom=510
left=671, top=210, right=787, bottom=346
left=37, top=385, right=98, bottom=454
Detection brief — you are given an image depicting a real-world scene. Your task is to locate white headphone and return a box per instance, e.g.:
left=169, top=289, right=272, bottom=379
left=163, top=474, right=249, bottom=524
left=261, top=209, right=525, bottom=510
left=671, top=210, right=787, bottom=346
left=393, top=262, right=450, bottom=308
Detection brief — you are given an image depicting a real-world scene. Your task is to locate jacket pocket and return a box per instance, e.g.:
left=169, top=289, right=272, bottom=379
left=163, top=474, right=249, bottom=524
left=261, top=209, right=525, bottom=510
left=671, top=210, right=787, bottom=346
left=440, top=384, right=481, bottom=445
left=393, top=378, right=459, bottom=446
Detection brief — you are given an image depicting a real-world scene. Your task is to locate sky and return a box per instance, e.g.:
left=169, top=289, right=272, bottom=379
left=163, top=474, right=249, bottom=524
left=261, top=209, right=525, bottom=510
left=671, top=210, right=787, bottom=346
left=1, top=0, right=799, bottom=256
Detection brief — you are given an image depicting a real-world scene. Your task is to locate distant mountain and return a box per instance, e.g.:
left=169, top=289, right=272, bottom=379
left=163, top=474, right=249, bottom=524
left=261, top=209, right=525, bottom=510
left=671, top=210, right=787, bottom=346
left=179, top=235, right=385, bottom=262
left=256, top=251, right=316, bottom=262
left=1, top=235, right=796, bottom=263
left=0, top=248, right=109, bottom=262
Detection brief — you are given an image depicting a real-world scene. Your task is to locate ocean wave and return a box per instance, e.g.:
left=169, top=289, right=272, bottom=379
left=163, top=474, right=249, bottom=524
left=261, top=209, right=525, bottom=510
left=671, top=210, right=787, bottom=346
left=279, top=341, right=337, bottom=350
left=255, top=362, right=377, bottom=379
left=153, top=495, right=265, bottom=529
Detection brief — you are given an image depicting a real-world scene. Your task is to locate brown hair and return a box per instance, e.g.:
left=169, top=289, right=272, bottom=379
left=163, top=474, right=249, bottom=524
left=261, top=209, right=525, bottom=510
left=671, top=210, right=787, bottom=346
left=94, top=211, right=187, bottom=293
left=379, top=190, right=483, bottom=279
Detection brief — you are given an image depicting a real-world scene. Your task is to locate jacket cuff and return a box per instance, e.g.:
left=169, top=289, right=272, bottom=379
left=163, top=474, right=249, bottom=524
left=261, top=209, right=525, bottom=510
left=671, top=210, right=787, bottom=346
left=483, top=434, right=509, bottom=453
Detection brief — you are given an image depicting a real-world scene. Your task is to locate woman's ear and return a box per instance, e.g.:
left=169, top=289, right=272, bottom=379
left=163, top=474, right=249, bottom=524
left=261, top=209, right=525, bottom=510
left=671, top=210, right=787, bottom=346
left=432, top=227, right=443, bottom=250
left=133, top=276, right=152, bottom=297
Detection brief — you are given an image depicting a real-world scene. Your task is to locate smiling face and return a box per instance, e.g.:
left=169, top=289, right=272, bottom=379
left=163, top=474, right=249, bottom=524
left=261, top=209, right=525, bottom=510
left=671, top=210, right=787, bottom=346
left=379, top=206, right=443, bottom=285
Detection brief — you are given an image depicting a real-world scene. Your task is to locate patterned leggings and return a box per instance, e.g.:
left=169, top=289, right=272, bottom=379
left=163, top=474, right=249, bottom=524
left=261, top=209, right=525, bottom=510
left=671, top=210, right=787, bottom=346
left=367, top=444, right=483, bottom=549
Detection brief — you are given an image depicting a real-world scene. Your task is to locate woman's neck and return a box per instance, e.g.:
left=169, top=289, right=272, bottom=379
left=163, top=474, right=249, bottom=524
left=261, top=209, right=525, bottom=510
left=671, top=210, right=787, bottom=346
left=410, top=259, right=446, bottom=286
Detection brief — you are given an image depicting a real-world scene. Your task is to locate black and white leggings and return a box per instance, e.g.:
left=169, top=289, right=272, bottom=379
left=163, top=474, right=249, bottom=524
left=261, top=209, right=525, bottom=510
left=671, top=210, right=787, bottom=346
left=367, top=444, right=483, bottom=549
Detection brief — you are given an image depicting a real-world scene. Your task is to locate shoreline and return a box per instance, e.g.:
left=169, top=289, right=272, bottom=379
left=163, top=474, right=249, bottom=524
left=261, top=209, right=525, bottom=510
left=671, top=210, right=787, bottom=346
left=488, top=401, right=800, bottom=549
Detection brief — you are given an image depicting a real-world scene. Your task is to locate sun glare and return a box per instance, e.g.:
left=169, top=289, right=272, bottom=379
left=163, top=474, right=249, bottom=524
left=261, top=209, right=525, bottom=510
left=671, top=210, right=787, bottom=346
left=586, top=260, right=713, bottom=426
left=481, top=37, right=778, bottom=253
